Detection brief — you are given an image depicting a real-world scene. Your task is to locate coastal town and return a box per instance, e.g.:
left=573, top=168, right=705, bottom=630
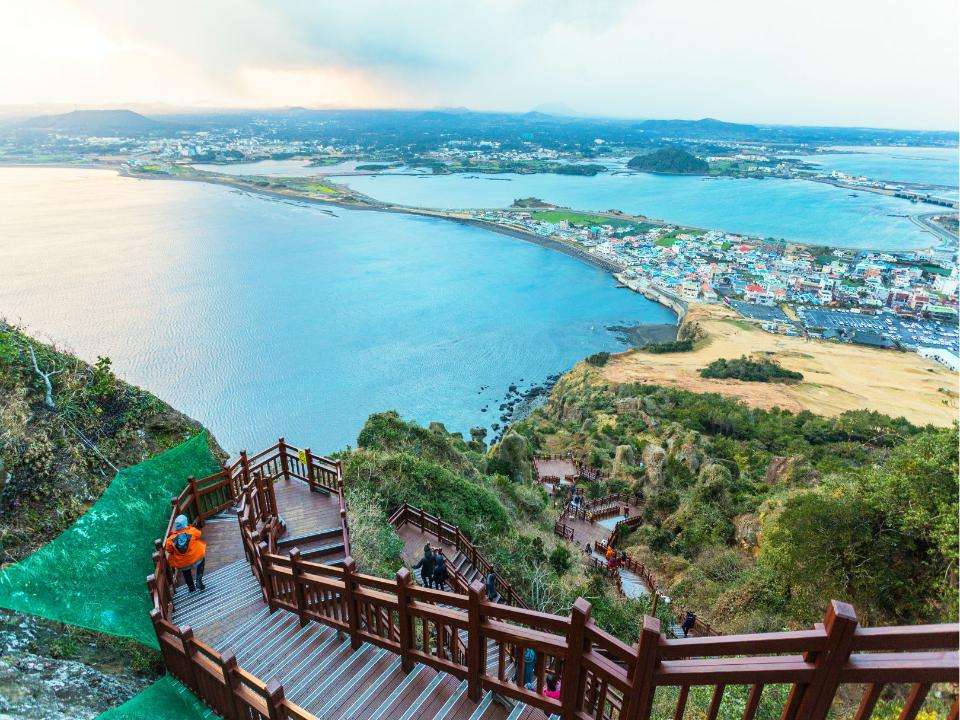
left=3, top=111, right=958, bottom=367
left=466, top=205, right=960, bottom=366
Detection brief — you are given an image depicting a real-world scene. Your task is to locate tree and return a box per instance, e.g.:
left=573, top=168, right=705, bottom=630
left=27, top=344, right=61, bottom=409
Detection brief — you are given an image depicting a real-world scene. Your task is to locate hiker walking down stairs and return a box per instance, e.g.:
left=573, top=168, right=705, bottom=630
left=432, top=548, right=449, bottom=591
left=412, top=543, right=435, bottom=588
left=165, top=514, right=207, bottom=592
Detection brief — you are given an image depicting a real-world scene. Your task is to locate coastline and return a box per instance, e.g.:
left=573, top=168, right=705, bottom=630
left=4, top=161, right=954, bottom=323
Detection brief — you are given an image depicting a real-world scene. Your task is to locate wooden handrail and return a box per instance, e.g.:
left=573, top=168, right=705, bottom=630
left=389, top=502, right=528, bottom=609
left=148, top=443, right=960, bottom=720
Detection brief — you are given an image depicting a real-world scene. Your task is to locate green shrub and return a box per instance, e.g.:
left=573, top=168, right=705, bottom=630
left=586, top=351, right=611, bottom=367
left=699, top=356, right=803, bottom=383
left=642, top=339, right=694, bottom=353
left=549, top=545, right=572, bottom=576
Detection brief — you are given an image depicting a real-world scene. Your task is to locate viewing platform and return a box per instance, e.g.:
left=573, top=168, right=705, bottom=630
left=148, top=439, right=959, bottom=720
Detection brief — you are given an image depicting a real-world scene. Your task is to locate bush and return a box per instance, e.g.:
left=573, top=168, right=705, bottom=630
left=699, top=356, right=803, bottom=383
left=586, top=351, right=611, bottom=367
left=642, top=339, right=693, bottom=353
left=549, top=545, right=572, bottom=576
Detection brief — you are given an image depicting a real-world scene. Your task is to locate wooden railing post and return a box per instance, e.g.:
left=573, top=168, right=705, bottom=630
left=419, top=507, right=426, bottom=531
left=266, top=471, right=279, bottom=519
left=258, top=541, right=276, bottom=611
left=221, top=650, right=247, bottom=720
left=278, top=437, right=290, bottom=482
left=560, top=598, right=591, bottom=720
left=342, top=556, right=361, bottom=649
left=304, top=447, right=314, bottom=491
left=289, top=548, right=308, bottom=626
left=790, top=601, right=858, bottom=720
left=624, top=615, right=661, bottom=720
left=180, top=625, right=200, bottom=692
left=240, top=450, right=250, bottom=486
left=467, top=579, right=484, bottom=701
left=187, top=476, right=200, bottom=520
left=265, top=678, right=288, bottom=720
left=396, top=568, right=414, bottom=672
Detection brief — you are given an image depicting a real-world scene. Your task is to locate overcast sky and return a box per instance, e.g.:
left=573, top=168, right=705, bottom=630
left=1, top=0, right=957, bottom=130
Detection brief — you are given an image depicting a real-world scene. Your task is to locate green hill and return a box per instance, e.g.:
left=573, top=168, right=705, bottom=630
left=628, top=146, right=709, bottom=174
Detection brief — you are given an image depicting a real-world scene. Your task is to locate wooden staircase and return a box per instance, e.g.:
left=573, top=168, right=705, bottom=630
left=278, top=526, right=346, bottom=565
left=174, top=562, right=544, bottom=720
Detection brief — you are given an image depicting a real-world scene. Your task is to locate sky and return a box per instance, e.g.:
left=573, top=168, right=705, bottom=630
left=1, top=0, right=957, bottom=130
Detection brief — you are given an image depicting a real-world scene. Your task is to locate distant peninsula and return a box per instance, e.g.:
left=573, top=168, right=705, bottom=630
left=627, top=147, right=709, bottom=174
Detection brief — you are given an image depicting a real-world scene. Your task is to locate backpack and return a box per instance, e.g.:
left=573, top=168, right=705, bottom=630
left=173, top=532, right=191, bottom=554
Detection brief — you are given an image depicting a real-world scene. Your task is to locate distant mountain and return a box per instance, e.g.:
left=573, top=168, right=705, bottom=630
left=530, top=102, right=582, bottom=117
left=637, top=117, right=760, bottom=138
left=18, top=109, right=165, bottom=135
left=627, top=146, right=709, bottom=174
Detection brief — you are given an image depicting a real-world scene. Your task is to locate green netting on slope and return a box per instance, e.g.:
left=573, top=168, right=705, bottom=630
left=96, top=675, right=215, bottom=720
left=0, top=432, right=220, bottom=647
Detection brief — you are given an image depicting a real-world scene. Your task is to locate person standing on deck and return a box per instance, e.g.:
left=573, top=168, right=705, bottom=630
left=412, top=544, right=435, bottom=589
left=432, top=548, right=449, bottom=591
left=681, top=610, right=697, bottom=638
left=486, top=571, right=497, bottom=602
left=164, top=515, right=207, bottom=592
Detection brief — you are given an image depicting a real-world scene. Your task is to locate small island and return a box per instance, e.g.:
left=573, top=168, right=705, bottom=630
left=628, top=146, right=709, bottom=174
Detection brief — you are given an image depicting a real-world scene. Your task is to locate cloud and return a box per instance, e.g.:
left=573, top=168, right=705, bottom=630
left=0, top=0, right=956, bottom=129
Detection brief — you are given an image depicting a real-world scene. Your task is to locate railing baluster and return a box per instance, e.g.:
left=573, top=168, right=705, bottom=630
left=706, top=684, right=726, bottom=720
left=854, top=684, right=884, bottom=720
left=673, top=685, right=689, bottom=720
left=899, top=683, right=932, bottom=720
left=743, top=684, right=764, bottom=720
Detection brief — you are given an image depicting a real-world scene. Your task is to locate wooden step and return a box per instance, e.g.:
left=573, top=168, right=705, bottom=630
left=278, top=526, right=342, bottom=548
left=300, top=540, right=346, bottom=561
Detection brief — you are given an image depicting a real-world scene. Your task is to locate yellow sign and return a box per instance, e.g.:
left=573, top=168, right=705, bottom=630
left=297, top=449, right=308, bottom=465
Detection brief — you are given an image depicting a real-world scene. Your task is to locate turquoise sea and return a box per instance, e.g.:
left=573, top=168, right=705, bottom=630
left=795, top=146, right=959, bottom=190
left=339, top=171, right=946, bottom=250
left=0, top=167, right=674, bottom=453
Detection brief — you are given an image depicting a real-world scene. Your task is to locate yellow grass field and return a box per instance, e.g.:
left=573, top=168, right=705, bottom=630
left=601, top=303, right=959, bottom=427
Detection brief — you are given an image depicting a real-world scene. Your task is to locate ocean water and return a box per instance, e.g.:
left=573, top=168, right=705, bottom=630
left=193, top=158, right=367, bottom=176
left=339, top=171, right=945, bottom=250
left=0, top=167, right=674, bottom=454
left=796, top=146, right=959, bottom=190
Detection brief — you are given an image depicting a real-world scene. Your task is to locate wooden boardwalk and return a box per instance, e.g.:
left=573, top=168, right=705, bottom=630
left=173, top=486, right=551, bottom=720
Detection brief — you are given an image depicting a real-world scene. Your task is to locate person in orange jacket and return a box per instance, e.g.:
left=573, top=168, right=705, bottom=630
left=165, top=514, right=207, bottom=592
left=605, top=544, right=617, bottom=570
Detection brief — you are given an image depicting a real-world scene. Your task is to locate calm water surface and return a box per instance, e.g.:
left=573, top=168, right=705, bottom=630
left=796, top=146, right=959, bottom=190
left=193, top=158, right=367, bottom=176
left=0, top=168, right=674, bottom=453
left=339, top=171, right=943, bottom=250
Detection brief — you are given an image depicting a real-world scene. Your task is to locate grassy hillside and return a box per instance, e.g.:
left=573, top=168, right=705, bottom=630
left=507, top=364, right=958, bottom=633
left=0, top=322, right=224, bottom=563
left=340, top=411, right=674, bottom=642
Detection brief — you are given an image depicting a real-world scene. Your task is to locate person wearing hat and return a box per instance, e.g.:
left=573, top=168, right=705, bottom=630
left=164, top=514, right=207, bottom=592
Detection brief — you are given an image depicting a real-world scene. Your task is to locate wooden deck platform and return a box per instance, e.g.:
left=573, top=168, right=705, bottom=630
left=198, top=477, right=345, bottom=574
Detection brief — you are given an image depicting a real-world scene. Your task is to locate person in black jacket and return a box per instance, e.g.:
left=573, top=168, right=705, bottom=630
left=681, top=610, right=696, bottom=638
left=413, top=544, right=435, bottom=589
left=432, top=548, right=449, bottom=591
left=486, top=571, right=497, bottom=602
